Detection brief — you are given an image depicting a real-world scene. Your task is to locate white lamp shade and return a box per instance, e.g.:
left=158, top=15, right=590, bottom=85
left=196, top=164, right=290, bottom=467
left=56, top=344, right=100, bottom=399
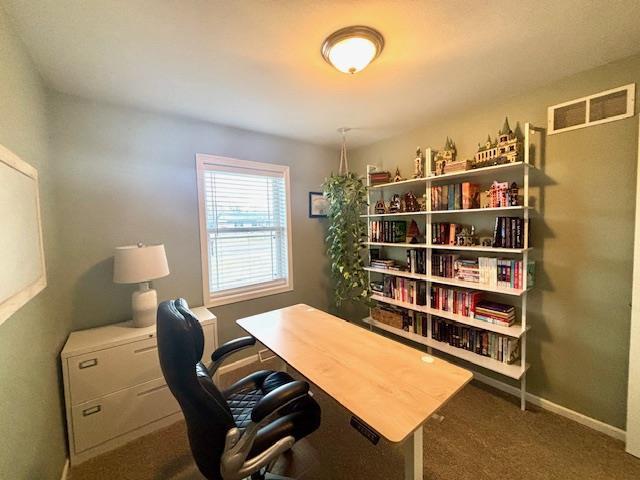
left=113, top=244, right=170, bottom=284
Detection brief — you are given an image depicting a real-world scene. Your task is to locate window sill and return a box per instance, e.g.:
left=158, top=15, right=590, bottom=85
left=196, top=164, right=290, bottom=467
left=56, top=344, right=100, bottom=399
left=204, top=283, right=293, bottom=307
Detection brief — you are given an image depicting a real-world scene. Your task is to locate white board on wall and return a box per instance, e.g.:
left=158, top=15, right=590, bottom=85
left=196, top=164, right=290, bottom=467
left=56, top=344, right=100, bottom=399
left=0, top=144, right=46, bottom=325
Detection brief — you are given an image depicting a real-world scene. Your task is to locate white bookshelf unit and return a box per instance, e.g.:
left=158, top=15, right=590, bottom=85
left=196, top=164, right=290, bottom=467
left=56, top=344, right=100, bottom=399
left=363, top=123, right=543, bottom=410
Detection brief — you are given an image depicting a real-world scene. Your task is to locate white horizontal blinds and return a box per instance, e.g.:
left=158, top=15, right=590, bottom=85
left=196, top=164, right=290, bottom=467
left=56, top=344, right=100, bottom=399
left=204, top=165, right=289, bottom=295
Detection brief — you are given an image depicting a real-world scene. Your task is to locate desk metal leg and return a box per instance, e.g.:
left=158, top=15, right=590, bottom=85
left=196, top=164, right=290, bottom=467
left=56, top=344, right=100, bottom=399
left=404, top=426, right=423, bottom=480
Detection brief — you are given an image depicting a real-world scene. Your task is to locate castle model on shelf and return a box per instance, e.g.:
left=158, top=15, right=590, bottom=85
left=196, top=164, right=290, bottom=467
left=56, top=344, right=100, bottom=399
left=474, top=117, right=522, bottom=168
left=433, top=137, right=473, bottom=176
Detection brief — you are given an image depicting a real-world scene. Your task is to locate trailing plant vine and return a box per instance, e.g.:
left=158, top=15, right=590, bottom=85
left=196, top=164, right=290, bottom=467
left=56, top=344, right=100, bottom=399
left=322, top=171, right=371, bottom=307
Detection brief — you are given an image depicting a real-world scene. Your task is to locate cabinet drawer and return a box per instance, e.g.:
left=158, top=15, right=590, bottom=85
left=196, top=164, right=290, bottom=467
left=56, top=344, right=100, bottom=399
left=72, top=377, right=179, bottom=453
left=67, top=323, right=216, bottom=405
left=67, top=336, right=162, bottom=405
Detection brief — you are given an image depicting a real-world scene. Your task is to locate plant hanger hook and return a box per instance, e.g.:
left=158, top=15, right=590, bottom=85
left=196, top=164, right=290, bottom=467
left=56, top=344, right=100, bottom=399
left=338, top=127, right=351, bottom=176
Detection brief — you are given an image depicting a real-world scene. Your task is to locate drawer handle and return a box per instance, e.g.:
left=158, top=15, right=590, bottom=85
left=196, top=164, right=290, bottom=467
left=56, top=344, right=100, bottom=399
left=78, top=358, right=98, bottom=369
left=134, top=345, right=158, bottom=354
left=82, top=405, right=101, bottom=417
left=137, top=384, right=168, bottom=397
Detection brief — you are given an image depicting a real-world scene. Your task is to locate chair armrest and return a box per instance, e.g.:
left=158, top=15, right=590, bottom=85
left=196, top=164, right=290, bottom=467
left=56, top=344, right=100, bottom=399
left=209, top=336, right=256, bottom=375
left=251, top=381, right=309, bottom=423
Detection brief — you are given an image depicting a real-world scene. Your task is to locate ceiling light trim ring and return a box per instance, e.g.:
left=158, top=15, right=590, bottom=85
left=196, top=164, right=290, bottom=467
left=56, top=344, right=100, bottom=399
left=321, top=25, right=385, bottom=70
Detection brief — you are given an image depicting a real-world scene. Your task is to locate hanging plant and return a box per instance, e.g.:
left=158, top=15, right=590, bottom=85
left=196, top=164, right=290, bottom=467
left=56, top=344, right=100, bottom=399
left=322, top=129, right=371, bottom=308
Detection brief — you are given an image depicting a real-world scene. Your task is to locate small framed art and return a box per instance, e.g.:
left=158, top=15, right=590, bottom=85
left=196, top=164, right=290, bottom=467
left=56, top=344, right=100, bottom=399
left=309, top=192, right=328, bottom=218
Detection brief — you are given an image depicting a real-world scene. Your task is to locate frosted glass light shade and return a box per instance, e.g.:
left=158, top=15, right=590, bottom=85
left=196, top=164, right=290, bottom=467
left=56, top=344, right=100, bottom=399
left=113, top=244, right=170, bottom=284
left=322, top=26, right=384, bottom=75
left=328, top=37, right=378, bottom=74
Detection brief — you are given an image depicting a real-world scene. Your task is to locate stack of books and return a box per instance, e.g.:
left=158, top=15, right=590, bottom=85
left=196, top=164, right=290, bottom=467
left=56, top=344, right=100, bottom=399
left=474, top=301, right=515, bottom=326
left=455, top=259, right=480, bottom=283
left=370, top=259, right=397, bottom=270
left=431, top=182, right=480, bottom=211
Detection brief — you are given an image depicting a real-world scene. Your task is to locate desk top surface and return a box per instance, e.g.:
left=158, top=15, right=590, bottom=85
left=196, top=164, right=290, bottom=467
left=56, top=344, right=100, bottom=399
left=237, top=304, right=472, bottom=443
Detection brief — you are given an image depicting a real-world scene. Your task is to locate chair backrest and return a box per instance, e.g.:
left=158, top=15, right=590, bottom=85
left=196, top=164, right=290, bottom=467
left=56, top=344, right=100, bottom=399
left=157, top=299, right=234, bottom=480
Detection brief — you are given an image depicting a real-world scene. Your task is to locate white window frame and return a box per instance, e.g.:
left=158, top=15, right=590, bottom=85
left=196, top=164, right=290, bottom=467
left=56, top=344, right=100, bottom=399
left=196, top=154, right=294, bottom=307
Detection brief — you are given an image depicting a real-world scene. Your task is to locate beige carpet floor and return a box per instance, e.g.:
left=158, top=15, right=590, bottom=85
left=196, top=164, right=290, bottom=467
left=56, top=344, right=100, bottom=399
left=70, top=362, right=640, bottom=480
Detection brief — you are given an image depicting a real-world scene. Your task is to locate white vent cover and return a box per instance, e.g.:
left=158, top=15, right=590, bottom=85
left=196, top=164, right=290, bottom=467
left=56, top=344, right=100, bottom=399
left=548, top=83, right=635, bottom=135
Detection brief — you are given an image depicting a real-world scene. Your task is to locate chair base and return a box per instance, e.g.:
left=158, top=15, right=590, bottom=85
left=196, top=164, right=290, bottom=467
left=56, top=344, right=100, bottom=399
left=248, top=472, right=293, bottom=480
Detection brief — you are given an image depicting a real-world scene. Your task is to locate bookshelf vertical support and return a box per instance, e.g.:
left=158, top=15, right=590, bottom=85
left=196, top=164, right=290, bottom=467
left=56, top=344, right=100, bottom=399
left=366, top=164, right=378, bottom=331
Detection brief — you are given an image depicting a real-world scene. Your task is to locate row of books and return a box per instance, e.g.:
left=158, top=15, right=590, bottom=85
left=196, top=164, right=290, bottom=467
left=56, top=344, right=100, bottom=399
left=492, top=217, right=528, bottom=248
left=430, top=286, right=481, bottom=318
left=381, top=276, right=427, bottom=305
left=486, top=181, right=519, bottom=208
left=370, top=220, right=407, bottom=243
left=431, top=317, right=520, bottom=364
left=432, top=223, right=463, bottom=245
left=431, top=182, right=480, bottom=211
left=406, top=249, right=427, bottom=274
left=431, top=254, right=534, bottom=289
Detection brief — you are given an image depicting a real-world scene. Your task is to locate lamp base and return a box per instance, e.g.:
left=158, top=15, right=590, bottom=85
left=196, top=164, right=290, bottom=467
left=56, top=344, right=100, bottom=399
left=132, top=283, right=158, bottom=328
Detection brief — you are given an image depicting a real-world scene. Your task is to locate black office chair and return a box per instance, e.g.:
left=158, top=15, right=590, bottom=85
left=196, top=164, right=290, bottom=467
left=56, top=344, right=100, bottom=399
left=157, top=299, right=321, bottom=480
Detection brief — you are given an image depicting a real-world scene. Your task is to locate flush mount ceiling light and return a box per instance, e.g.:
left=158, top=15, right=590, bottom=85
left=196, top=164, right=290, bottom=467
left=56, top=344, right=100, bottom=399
left=321, top=26, right=384, bottom=74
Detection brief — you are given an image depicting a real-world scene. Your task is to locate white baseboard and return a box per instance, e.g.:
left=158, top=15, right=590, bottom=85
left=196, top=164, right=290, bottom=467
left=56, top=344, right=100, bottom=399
left=473, top=372, right=626, bottom=442
left=60, top=458, right=69, bottom=480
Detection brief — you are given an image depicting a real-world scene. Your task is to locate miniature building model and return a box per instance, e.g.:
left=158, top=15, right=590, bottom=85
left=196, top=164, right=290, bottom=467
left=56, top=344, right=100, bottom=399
left=433, top=137, right=472, bottom=175
left=474, top=117, right=522, bottom=166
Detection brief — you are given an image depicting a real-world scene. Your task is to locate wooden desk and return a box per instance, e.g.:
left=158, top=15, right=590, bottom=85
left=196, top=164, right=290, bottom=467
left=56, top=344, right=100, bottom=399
left=237, top=304, right=472, bottom=480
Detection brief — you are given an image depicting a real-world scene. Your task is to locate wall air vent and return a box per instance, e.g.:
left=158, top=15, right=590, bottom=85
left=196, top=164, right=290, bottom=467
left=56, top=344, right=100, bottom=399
left=548, top=83, right=635, bottom=135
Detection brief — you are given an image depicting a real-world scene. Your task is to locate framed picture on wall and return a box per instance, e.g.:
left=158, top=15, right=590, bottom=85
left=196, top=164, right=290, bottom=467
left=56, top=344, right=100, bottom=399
left=309, top=192, right=328, bottom=218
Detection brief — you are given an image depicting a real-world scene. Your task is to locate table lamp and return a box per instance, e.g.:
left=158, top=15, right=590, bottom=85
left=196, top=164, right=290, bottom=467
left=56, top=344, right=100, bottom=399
left=113, top=243, right=170, bottom=327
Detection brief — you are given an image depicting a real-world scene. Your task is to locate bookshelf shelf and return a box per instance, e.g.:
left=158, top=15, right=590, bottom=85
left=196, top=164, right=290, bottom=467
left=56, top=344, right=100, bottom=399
left=365, top=267, right=428, bottom=280
left=370, top=294, right=528, bottom=337
left=366, top=268, right=528, bottom=296
left=363, top=317, right=529, bottom=379
left=428, top=161, right=531, bottom=183
left=429, top=275, right=527, bottom=296
left=366, top=242, right=428, bottom=249
left=429, top=244, right=532, bottom=254
left=430, top=206, right=528, bottom=215
left=361, top=211, right=428, bottom=218
left=364, top=123, right=542, bottom=410
left=369, top=162, right=531, bottom=189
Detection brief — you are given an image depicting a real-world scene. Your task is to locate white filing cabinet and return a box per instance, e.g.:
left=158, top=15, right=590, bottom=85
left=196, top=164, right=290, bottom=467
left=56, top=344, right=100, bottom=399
left=61, top=307, right=217, bottom=465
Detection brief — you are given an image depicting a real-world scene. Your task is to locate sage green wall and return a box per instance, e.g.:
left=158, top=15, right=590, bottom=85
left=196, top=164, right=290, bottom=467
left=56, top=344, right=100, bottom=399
left=47, top=92, right=334, bottom=354
left=350, top=54, right=640, bottom=429
left=0, top=6, right=68, bottom=479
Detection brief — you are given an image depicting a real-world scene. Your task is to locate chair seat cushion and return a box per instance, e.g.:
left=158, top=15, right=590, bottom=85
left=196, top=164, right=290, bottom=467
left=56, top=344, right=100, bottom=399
left=226, top=371, right=295, bottom=429
left=225, top=370, right=321, bottom=452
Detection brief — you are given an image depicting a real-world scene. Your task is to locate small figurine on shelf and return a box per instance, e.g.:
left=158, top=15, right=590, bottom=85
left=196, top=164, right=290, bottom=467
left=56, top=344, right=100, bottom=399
left=406, top=220, right=422, bottom=244
left=509, top=182, right=519, bottom=206
left=455, top=226, right=476, bottom=247
left=389, top=194, right=402, bottom=213
left=393, top=167, right=404, bottom=183
left=420, top=194, right=427, bottom=211
left=374, top=197, right=387, bottom=214
left=479, top=236, right=493, bottom=247
left=413, top=147, right=424, bottom=178
left=403, top=192, right=420, bottom=212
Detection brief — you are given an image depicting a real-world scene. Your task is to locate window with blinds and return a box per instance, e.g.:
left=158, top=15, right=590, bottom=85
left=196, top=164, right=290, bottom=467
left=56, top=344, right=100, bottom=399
left=196, top=155, right=293, bottom=306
